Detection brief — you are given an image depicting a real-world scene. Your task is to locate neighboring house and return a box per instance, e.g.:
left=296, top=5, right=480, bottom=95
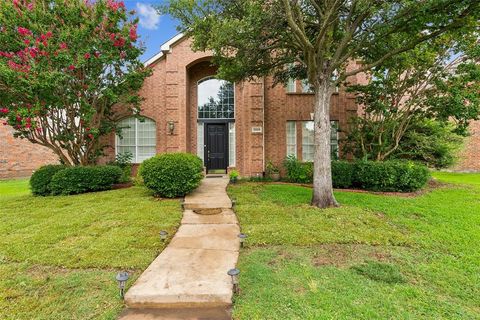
left=101, top=33, right=365, bottom=176
left=0, top=124, right=57, bottom=179
left=455, top=120, right=480, bottom=172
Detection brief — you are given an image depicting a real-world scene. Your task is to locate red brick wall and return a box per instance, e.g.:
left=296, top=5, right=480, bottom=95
left=102, top=36, right=366, bottom=177
left=455, top=120, right=480, bottom=172
left=0, top=125, right=58, bottom=179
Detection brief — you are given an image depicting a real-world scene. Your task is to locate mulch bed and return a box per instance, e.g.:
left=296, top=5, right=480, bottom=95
left=111, top=182, right=134, bottom=190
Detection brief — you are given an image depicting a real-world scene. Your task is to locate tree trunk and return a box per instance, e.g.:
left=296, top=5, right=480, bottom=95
left=311, top=80, right=339, bottom=208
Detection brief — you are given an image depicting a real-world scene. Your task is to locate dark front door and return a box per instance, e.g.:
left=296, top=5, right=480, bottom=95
left=205, top=123, right=228, bottom=173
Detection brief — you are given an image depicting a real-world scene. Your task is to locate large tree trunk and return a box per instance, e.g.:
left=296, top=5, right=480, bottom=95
left=311, top=80, right=339, bottom=208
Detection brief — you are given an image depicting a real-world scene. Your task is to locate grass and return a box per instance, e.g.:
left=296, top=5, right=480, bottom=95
left=0, top=179, right=182, bottom=320
left=228, top=172, right=480, bottom=319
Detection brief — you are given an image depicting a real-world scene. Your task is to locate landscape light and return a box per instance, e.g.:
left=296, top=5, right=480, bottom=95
left=227, top=268, right=240, bottom=293
left=159, top=230, right=168, bottom=242
left=238, top=233, right=247, bottom=248
left=116, top=272, right=129, bottom=298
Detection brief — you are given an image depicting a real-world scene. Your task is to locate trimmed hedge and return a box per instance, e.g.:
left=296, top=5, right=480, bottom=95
left=353, top=160, right=430, bottom=192
left=49, top=165, right=123, bottom=195
left=283, top=157, right=429, bottom=192
left=139, top=152, right=204, bottom=198
left=30, top=165, right=66, bottom=196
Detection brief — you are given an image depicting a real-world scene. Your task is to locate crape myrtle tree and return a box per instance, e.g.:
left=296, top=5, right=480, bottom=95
left=0, top=0, right=150, bottom=166
left=345, top=36, right=480, bottom=163
left=164, top=0, right=480, bottom=208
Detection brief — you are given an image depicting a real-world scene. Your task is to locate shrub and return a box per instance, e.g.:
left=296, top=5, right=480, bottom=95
left=139, top=153, right=204, bottom=198
left=283, top=157, right=429, bottom=192
left=283, top=155, right=313, bottom=183
left=50, top=165, right=123, bottom=195
left=108, top=151, right=133, bottom=183
left=353, top=160, right=430, bottom=192
left=229, top=169, right=240, bottom=183
left=331, top=161, right=354, bottom=188
left=30, top=165, right=66, bottom=196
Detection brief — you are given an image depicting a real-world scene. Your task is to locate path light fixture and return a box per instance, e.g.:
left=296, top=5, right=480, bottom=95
left=238, top=233, right=247, bottom=248
left=116, top=272, right=129, bottom=298
left=227, top=268, right=240, bottom=293
left=159, top=230, right=168, bottom=242
left=181, top=199, right=185, bottom=210
left=231, top=199, right=236, bottom=210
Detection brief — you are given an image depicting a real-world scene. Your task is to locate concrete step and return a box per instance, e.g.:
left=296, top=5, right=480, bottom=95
left=125, top=247, right=238, bottom=309
left=118, top=307, right=231, bottom=320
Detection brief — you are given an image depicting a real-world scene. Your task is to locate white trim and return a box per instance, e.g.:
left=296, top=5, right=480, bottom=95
left=144, top=33, right=185, bottom=66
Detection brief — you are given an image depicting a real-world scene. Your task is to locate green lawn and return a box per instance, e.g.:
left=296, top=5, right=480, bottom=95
left=229, top=172, right=480, bottom=319
left=0, top=179, right=182, bottom=320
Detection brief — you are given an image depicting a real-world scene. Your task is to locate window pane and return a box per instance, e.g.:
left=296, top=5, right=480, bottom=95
left=137, top=118, right=156, bottom=146
left=286, top=121, right=296, bottom=157
left=137, top=146, right=156, bottom=162
left=330, top=120, right=339, bottom=159
left=116, top=117, right=156, bottom=163
left=229, top=122, right=236, bottom=166
left=302, top=121, right=314, bottom=162
left=301, top=79, right=313, bottom=93
left=198, top=77, right=234, bottom=119
left=117, top=118, right=136, bottom=146
left=286, top=79, right=295, bottom=93
left=197, top=123, right=204, bottom=162
left=117, top=146, right=136, bottom=159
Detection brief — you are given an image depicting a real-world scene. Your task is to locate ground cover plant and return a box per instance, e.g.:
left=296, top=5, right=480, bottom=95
left=228, top=172, right=480, bottom=319
left=0, top=179, right=182, bottom=319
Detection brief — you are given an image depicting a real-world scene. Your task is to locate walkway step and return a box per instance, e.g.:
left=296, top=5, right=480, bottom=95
left=119, top=307, right=231, bottom=320
left=181, top=209, right=237, bottom=225
left=125, top=247, right=238, bottom=308
left=124, top=177, right=239, bottom=311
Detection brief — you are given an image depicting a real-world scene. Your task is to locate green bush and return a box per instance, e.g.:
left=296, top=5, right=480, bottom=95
left=108, top=151, right=133, bottom=183
left=283, top=155, right=313, bottom=183
left=331, top=161, right=354, bottom=188
left=30, top=165, right=66, bottom=196
left=353, top=160, right=430, bottom=192
left=283, top=157, right=429, bottom=192
left=139, top=153, right=204, bottom=198
left=50, top=165, right=123, bottom=195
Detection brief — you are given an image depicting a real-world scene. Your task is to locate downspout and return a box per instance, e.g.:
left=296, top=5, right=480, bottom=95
left=262, top=76, right=266, bottom=175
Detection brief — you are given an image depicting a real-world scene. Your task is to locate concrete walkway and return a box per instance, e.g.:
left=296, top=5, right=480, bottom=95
left=121, top=176, right=239, bottom=319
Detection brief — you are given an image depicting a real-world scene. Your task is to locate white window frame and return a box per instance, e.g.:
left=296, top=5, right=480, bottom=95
left=229, top=122, right=236, bottom=166
left=301, top=120, right=339, bottom=162
left=286, top=78, right=296, bottom=93
left=301, top=79, right=314, bottom=93
left=286, top=121, right=297, bottom=157
left=116, top=117, right=156, bottom=164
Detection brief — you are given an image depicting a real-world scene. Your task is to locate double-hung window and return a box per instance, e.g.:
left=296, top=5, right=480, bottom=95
left=116, top=117, right=156, bottom=163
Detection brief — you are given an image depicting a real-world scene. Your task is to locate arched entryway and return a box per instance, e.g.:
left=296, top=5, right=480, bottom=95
left=196, top=76, right=235, bottom=173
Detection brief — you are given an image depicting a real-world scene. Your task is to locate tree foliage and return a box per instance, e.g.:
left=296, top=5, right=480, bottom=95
left=345, top=38, right=480, bottom=165
left=0, top=0, right=150, bottom=165
left=164, top=0, right=480, bottom=207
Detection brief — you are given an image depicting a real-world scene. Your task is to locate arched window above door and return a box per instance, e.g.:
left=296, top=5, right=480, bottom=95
left=197, top=77, right=234, bottom=119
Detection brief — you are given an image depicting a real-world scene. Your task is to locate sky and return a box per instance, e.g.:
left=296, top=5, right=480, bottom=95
left=124, top=1, right=179, bottom=62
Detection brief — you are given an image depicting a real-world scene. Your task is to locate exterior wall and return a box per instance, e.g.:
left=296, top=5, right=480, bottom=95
left=104, top=36, right=366, bottom=177
left=0, top=125, right=57, bottom=179
left=454, top=120, right=480, bottom=172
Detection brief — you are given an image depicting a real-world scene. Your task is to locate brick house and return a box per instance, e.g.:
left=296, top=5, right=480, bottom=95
left=2, top=33, right=479, bottom=178
left=101, top=33, right=366, bottom=176
left=0, top=124, right=57, bottom=179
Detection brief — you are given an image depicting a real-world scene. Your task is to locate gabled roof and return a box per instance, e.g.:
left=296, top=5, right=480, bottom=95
left=144, top=33, right=186, bottom=66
